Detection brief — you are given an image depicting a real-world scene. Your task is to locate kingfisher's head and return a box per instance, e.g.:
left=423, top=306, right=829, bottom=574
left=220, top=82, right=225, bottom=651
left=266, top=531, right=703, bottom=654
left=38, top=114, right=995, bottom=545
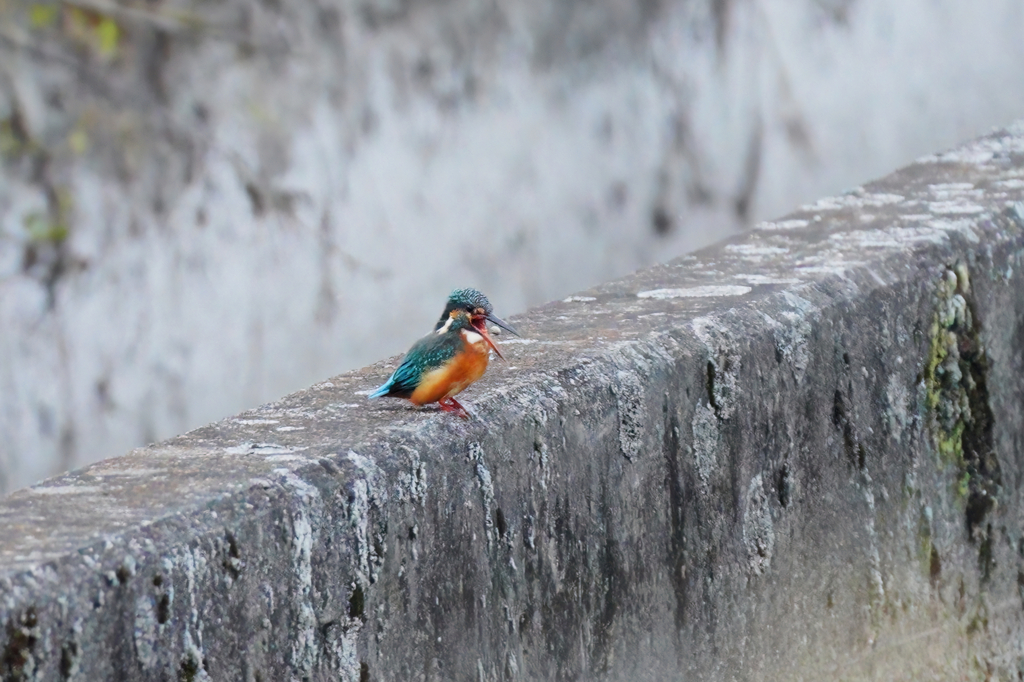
left=435, top=288, right=519, bottom=360
left=434, top=288, right=519, bottom=338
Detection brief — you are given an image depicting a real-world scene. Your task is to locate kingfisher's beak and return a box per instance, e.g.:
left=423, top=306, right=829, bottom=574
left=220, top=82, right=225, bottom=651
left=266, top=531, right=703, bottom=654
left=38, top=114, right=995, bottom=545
left=479, top=325, right=505, bottom=361
left=472, top=314, right=513, bottom=361
left=485, top=313, right=519, bottom=337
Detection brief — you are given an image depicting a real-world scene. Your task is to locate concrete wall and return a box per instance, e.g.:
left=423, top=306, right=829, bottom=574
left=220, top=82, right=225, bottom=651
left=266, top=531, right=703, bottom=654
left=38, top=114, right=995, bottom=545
left=3, top=0, right=1024, bottom=492
left=1, top=124, right=1023, bottom=680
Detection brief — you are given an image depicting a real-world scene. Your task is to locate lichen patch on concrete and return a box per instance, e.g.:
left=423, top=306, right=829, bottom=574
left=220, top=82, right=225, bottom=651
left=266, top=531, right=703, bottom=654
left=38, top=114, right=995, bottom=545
left=612, top=370, right=646, bottom=461
left=883, top=374, right=911, bottom=443
left=690, top=403, right=719, bottom=494
left=742, top=475, right=774, bottom=576
left=468, top=443, right=496, bottom=547
left=803, top=191, right=905, bottom=212
left=637, top=285, right=752, bottom=299
left=755, top=218, right=810, bottom=230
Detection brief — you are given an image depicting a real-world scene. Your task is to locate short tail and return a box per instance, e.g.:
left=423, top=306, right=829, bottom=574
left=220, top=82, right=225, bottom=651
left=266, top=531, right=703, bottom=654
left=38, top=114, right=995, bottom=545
left=367, top=378, right=394, bottom=399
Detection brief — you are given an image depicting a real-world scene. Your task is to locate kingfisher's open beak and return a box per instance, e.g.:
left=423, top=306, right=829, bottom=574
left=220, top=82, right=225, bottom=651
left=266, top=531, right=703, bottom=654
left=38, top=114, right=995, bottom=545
left=480, top=326, right=505, bottom=360
left=472, top=314, right=515, bottom=361
left=485, top=313, right=519, bottom=337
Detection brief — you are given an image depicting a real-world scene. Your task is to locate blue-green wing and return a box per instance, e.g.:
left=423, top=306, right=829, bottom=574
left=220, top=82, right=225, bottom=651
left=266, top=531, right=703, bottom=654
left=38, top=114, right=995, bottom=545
left=368, top=332, right=461, bottom=399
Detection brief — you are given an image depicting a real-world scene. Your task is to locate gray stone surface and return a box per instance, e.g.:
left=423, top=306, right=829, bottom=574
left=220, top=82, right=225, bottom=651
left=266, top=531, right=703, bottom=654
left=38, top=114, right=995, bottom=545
left=2, top=123, right=1024, bottom=680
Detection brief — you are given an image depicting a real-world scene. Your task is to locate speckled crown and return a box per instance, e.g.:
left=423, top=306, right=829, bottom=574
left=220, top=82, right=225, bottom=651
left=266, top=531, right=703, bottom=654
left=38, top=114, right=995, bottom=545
left=447, top=288, right=492, bottom=312
left=434, top=288, right=493, bottom=330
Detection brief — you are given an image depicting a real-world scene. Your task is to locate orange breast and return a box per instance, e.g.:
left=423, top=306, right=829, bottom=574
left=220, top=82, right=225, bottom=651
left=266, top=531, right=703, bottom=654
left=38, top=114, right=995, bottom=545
left=409, top=343, right=490, bottom=406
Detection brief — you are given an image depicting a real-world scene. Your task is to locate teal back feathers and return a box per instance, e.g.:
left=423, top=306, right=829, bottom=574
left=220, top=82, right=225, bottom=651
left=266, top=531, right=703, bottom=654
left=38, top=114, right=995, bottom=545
left=370, top=311, right=474, bottom=399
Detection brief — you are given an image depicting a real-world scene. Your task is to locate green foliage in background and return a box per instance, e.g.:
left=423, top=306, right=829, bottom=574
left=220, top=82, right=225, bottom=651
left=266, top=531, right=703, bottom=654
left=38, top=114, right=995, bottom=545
left=23, top=189, right=73, bottom=244
left=19, top=2, right=122, bottom=59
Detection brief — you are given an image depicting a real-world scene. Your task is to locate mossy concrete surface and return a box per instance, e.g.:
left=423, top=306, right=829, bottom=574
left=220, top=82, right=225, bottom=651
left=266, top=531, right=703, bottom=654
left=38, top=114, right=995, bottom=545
left=2, top=123, right=1024, bottom=680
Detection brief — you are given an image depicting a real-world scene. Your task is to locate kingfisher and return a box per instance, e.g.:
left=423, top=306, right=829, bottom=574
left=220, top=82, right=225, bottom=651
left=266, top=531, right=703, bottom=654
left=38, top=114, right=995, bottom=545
left=368, top=288, right=519, bottom=418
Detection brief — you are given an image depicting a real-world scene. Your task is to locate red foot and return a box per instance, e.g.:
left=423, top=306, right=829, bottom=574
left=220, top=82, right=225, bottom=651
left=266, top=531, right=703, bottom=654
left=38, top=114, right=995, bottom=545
left=438, top=397, right=470, bottom=420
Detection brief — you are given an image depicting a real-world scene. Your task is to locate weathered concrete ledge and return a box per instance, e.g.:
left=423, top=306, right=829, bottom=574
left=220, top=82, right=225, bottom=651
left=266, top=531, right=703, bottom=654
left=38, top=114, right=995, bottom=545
left=3, top=124, right=1024, bottom=681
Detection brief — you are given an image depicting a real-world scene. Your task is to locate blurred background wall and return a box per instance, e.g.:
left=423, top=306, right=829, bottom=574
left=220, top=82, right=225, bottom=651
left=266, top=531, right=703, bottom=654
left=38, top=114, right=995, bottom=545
left=1, top=0, right=1022, bottom=493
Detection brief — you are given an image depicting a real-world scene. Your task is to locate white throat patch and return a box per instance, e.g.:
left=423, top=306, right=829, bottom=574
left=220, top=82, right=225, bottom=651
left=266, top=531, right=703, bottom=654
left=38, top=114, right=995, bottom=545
left=461, top=329, right=485, bottom=346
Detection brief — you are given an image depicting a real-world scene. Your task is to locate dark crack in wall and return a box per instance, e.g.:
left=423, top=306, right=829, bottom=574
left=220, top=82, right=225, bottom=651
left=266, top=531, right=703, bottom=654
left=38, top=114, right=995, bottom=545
left=0, top=124, right=1023, bottom=680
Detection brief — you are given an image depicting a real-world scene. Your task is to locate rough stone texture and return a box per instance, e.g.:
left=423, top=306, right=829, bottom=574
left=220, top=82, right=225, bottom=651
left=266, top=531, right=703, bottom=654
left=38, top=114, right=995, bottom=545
left=4, top=0, right=1024, bottom=492
left=2, top=124, right=1024, bottom=680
